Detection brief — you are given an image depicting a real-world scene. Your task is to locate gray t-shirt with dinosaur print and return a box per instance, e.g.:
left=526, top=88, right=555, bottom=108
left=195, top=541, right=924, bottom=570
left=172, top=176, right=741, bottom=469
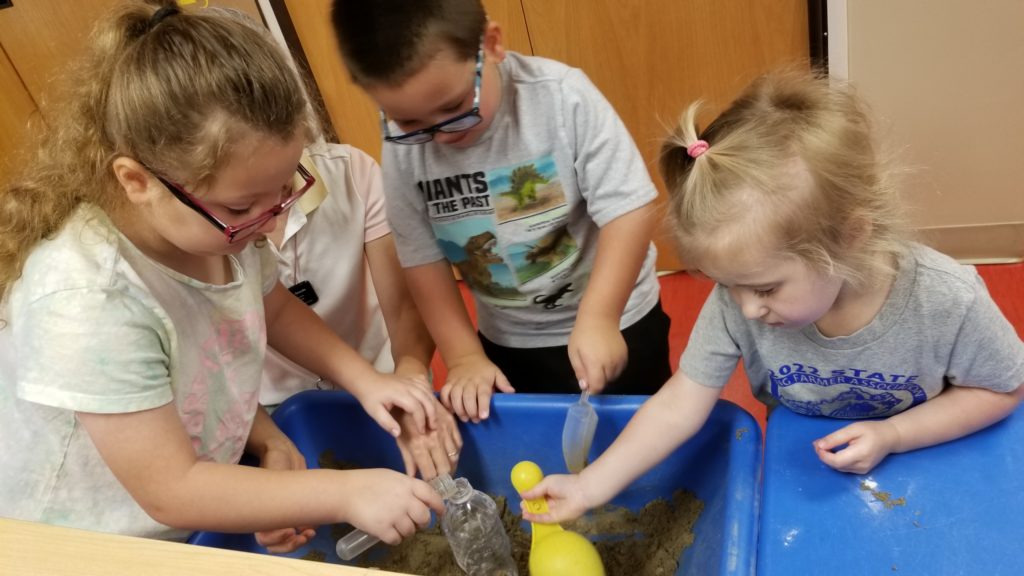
left=382, top=51, right=660, bottom=347
left=680, top=243, right=1024, bottom=418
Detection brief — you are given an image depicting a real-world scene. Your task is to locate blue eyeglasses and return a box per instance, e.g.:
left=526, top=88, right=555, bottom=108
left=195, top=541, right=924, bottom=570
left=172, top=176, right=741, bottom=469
left=380, top=46, right=483, bottom=145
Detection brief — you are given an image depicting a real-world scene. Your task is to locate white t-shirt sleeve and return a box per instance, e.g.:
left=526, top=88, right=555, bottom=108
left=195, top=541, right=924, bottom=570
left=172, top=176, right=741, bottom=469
left=382, top=144, right=447, bottom=268
left=946, top=273, right=1024, bottom=393
left=346, top=146, right=391, bottom=243
left=562, top=68, right=659, bottom=227
left=679, top=285, right=743, bottom=389
left=15, top=288, right=173, bottom=413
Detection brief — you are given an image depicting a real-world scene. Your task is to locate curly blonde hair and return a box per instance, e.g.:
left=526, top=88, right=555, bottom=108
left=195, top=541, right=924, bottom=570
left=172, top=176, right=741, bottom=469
left=660, top=69, right=907, bottom=288
left=0, top=0, right=318, bottom=300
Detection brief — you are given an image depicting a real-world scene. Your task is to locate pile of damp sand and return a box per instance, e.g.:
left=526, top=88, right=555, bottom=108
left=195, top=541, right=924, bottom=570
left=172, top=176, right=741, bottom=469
left=312, top=452, right=703, bottom=575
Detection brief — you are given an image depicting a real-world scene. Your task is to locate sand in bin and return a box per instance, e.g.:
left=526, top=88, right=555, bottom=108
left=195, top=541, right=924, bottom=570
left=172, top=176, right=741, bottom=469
left=348, top=491, right=702, bottom=575
left=317, top=451, right=703, bottom=575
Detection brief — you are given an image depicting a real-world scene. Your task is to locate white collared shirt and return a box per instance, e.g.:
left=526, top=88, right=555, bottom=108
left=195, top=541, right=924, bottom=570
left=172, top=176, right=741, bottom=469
left=260, top=142, right=395, bottom=405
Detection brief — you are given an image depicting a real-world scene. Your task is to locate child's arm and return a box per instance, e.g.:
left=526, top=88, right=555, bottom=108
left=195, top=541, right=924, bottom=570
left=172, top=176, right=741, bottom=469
left=404, top=259, right=514, bottom=423
left=245, top=406, right=315, bottom=552
left=570, top=204, right=658, bottom=394
left=365, top=233, right=435, bottom=379
left=815, top=382, right=1024, bottom=474
left=263, top=282, right=437, bottom=437
left=365, top=233, right=463, bottom=478
left=77, top=404, right=444, bottom=547
left=520, top=370, right=722, bottom=524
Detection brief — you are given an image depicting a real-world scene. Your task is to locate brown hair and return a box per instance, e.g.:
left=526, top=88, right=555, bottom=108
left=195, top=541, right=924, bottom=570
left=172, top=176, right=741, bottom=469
left=331, top=0, right=486, bottom=86
left=0, top=0, right=317, bottom=299
left=660, top=69, right=907, bottom=288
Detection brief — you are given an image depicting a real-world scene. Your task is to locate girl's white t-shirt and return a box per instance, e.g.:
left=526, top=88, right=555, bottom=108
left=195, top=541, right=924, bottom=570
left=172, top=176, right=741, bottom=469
left=0, top=205, right=277, bottom=540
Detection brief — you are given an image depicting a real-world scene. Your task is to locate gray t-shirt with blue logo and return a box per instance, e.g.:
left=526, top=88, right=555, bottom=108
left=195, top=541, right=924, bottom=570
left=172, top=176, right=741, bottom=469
left=382, top=51, right=660, bottom=348
left=680, top=243, right=1024, bottom=418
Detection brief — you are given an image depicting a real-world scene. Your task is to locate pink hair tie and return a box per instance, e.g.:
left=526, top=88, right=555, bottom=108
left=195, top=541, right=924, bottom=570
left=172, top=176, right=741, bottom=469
left=687, top=140, right=709, bottom=158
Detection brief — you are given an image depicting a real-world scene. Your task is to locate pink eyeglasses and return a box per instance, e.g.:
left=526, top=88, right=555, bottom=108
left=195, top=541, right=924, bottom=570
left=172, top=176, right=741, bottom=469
left=151, top=164, right=315, bottom=243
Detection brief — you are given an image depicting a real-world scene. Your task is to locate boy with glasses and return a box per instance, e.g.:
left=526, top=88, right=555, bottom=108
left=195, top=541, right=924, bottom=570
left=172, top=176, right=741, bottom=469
left=332, top=0, right=672, bottom=423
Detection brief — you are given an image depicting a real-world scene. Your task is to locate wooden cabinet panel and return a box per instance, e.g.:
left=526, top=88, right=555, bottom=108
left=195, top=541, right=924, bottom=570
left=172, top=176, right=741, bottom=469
left=281, top=0, right=375, bottom=154
left=0, top=0, right=264, bottom=182
left=521, top=0, right=808, bottom=269
left=283, top=0, right=532, bottom=160
left=0, top=2, right=113, bottom=106
left=0, top=0, right=263, bottom=114
left=0, top=47, right=38, bottom=181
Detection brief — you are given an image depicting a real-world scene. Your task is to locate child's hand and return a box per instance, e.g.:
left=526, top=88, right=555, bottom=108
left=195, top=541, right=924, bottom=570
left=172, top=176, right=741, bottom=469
left=568, top=317, right=627, bottom=394
left=254, top=437, right=316, bottom=553
left=518, top=473, right=592, bottom=524
left=340, top=469, right=445, bottom=545
left=440, top=354, right=514, bottom=423
left=394, top=397, right=463, bottom=479
left=813, top=420, right=901, bottom=474
left=349, top=373, right=438, bottom=438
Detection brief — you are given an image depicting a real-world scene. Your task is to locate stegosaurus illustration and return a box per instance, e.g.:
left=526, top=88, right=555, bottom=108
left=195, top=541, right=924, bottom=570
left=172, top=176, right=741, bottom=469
left=500, top=164, right=548, bottom=210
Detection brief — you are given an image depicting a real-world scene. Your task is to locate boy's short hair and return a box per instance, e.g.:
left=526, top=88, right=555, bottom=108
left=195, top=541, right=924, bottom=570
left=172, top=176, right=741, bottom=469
left=331, top=0, right=486, bottom=86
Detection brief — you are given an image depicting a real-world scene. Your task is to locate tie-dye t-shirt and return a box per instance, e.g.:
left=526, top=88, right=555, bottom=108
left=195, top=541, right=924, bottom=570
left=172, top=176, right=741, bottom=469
left=0, top=205, right=278, bottom=540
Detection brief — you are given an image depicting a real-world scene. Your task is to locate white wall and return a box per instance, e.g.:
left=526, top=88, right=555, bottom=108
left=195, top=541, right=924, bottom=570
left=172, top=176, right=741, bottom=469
left=828, top=0, right=1024, bottom=263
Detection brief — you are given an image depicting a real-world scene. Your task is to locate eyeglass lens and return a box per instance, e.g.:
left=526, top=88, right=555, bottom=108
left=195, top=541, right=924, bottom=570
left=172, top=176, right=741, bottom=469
left=227, top=170, right=312, bottom=242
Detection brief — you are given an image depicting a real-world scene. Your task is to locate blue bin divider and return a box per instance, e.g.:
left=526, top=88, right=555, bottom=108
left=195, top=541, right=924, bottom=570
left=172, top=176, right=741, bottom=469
left=189, top=390, right=761, bottom=575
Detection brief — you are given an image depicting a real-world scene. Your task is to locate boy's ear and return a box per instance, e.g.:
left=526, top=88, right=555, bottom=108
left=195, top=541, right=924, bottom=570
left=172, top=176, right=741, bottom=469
left=483, top=20, right=506, bottom=63
left=111, top=156, right=157, bottom=206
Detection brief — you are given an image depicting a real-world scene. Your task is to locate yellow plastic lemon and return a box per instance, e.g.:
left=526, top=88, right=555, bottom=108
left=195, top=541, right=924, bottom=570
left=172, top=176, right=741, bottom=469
left=530, top=530, right=606, bottom=576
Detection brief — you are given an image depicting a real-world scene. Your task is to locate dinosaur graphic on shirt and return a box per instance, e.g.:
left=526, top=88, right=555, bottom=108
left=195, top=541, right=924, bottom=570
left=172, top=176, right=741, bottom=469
left=453, top=231, right=504, bottom=294
left=533, top=283, right=574, bottom=309
left=499, top=164, right=548, bottom=210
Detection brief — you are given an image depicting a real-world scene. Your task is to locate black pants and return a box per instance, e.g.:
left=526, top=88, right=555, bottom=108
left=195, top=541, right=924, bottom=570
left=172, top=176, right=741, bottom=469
left=479, top=300, right=672, bottom=395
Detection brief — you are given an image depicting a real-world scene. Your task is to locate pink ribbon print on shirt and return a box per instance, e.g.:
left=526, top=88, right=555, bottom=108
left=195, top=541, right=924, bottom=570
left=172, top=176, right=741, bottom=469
left=181, top=310, right=265, bottom=463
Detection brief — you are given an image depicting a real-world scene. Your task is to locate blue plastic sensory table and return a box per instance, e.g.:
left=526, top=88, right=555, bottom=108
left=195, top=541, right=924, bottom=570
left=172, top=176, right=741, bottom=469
left=758, top=406, right=1024, bottom=576
left=190, top=390, right=762, bottom=575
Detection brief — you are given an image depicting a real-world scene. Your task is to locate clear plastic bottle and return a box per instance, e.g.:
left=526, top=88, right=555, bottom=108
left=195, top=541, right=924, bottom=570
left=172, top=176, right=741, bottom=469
left=441, top=477, right=519, bottom=576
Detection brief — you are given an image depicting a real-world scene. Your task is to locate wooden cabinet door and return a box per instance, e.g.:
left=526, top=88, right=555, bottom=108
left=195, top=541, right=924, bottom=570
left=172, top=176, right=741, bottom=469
left=0, top=1, right=263, bottom=106
left=0, top=2, right=114, bottom=107
left=521, top=0, right=808, bottom=269
left=0, top=0, right=264, bottom=182
left=0, top=48, right=38, bottom=182
left=282, top=0, right=532, bottom=160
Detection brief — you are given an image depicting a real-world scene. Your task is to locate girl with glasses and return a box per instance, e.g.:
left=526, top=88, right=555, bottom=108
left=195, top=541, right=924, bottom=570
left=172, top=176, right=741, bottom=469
left=0, top=0, right=447, bottom=553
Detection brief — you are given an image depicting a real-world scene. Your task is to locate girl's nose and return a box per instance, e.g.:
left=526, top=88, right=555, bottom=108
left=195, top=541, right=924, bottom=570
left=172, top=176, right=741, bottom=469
left=739, top=294, right=768, bottom=320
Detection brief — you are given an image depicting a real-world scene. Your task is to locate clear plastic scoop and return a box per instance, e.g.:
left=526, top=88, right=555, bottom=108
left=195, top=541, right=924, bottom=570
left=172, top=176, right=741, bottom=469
left=335, top=473, right=456, bottom=561
left=561, top=388, right=598, bottom=474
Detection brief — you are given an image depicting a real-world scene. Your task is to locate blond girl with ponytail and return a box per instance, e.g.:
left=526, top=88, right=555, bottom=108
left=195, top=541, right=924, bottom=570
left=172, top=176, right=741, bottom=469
left=521, top=69, right=1024, bottom=524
